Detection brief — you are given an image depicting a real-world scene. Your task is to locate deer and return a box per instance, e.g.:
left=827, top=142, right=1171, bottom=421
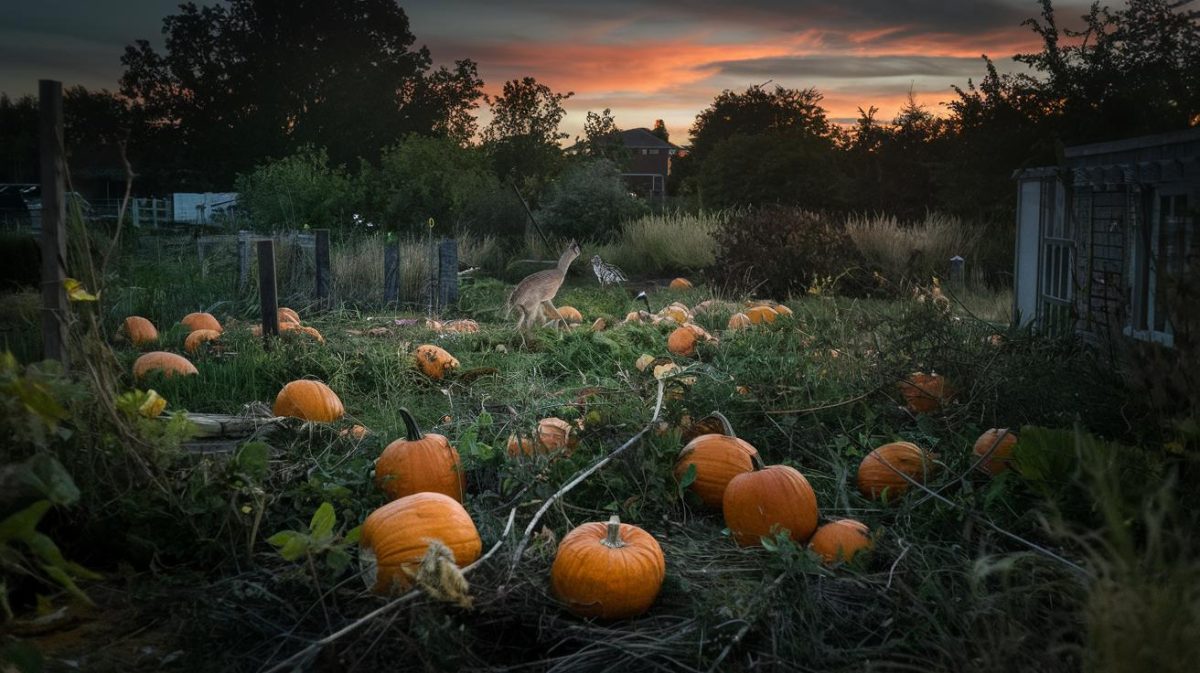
left=505, top=240, right=581, bottom=330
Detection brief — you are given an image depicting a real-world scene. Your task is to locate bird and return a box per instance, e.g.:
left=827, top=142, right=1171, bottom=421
left=591, top=254, right=628, bottom=287
left=635, top=291, right=652, bottom=313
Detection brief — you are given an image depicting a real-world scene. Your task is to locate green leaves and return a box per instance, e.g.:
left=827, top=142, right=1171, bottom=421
left=267, top=503, right=361, bottom=575
left=233, top=442, right=270, bottom=483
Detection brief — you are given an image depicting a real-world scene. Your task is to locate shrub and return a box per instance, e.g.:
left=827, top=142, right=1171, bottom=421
left=710, top=206, right=870, bottom=297
left=538, top=159, right=648, bottom=241
left=235, top=146, right=359, bottom=231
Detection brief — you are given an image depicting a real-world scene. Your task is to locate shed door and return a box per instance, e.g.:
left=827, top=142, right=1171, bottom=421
left=1014, top=180, right=1042, bottom=325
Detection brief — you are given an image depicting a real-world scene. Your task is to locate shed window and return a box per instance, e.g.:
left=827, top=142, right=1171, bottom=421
left=1128, top=189, right=1192, bottom=346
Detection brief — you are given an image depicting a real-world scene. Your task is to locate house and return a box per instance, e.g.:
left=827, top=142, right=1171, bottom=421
left=1012, top=127, right=1199, bottom=347
left=618, top=128, right=683, bottom=200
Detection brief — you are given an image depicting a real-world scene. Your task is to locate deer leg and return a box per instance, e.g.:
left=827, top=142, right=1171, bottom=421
left=541, top=300, right=567, bottom=329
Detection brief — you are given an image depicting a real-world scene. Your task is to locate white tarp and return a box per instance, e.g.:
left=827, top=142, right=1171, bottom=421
left=173, top=192, right=238, bottom=224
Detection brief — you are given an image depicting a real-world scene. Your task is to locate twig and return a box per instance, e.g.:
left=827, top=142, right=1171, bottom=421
left=262, top=508, right=517, bottom=673
left=885, top=538, right=910, bottom=590
left=705, top=572, right=788, bottom=672
left=508, top=380, right=666, bottom=573
left=765, top=388, right=878, bottom=415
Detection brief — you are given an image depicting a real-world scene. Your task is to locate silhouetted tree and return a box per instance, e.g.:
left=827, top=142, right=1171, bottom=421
left=482, top=76, right=572, bottom=198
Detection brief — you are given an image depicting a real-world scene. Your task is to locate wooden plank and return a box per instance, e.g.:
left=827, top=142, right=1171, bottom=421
left=383, top=239, right=399, bottom=304
left=314, top=229, right=330, bottom=304
left=258, top=240, right=279, bottom=339
left=438, top=238, right=458, bottom=309
left=38, top=80, right=68, bottom=366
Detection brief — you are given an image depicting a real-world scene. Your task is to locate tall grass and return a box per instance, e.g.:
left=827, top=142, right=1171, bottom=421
left=846, top=212, right=986, bottom=284
left=589, top=209, right=725, bottom=275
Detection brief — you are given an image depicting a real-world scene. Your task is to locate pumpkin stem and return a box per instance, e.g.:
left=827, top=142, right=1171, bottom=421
left=397, top=407, right=424, bottom=442
left=602, top=515, right=626, bottom=549
left=750, top=452, right=767, bottom=470
left=710, top=410, right=736, bottom=437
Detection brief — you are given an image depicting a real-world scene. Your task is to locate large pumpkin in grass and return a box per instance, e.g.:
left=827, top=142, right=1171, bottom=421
left=133, top=351, right=197, bottom=379
left=809, top=519, right=872, bottom=564
left=669, top=278, right=693, bottom=290
left=557, top=306, right=583, bottom=324
left=272, top=380, right=344, bottom=422
left=899, top=372, right=953, bottom=413
left=181, top=312, right=222, bottom=333
left=415, top=344, right=459, bottom=381
left=674, top=413, right=759, bottom=508
left=973, top=428, right=1018, bottom=475
left=375, top=408, right=464, bottom=502
left=667, top=326, right=697, bottom=357
left=551, top=515, right=665, bottom=619
left=744, top=306, right=778, bottom=325
left=723, top=460, right=819, bottom=547
left=727, top=312, right=751, bottom=330
left=184, top=328, right=221, bottom=355
left=123, top=316, right=158, bottom=346
left=856, top=441, right=937, bottom=501
left=359, top=492, right=481, bottom=595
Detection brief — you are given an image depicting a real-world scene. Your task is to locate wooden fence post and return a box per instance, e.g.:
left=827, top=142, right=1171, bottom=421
left=383, top=237, right=399, bottom=305
left=949, top=255, right=966, bottom=289
left=314, top=229, right=330, bottom=305
left=438, top=238, right=458, bottom=310
left=39, top=79, right=68, bottom=366
left=258, top=240, right=279, bottom=340
left=237, top=231, right=251, bottom=292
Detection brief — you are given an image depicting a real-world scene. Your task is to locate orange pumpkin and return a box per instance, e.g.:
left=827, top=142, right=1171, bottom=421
left=727, top=312, right=752, bottom=330
left=744, top=306, right=778, bottom=324
left=132, top=351, right=197, bottom=379
left=283, top=324, right=325, bottom=343
left=415, top=344, right=459, bottom=381
left=809, top=519, right=872, bottom=564
left=123, top=316, right=159, bottom=346
left=667, top=326, right=697, bottom=357
left=359, top=492, right=482, bottom=595
left=856, top=441, right=937, bottom=501
left=278, top=307, right=301, bottom=324
left=184, top=328, right=221, bottom=355
left=180, top=311, right=222, bottom=333
left=669, top=278, right=693, bottom=290
left=551, top=515, right=666, bottom=619
left=375, top=408, right=464, bottom=502
left=557, top=306, right=583, bottom=324
left=899, top=372, right=953, bottom=413
left=723, top=459, right=819, bottom=547
left=272, top=380, right=344, bottom=422
left=660, top=306, right=689, bottom=324
left=674, top=413, right=759, bottom=508
left=774, top=304, right=794, bottom=317
left=973, top=428, right=1018, bottom=475
left=340, top=424, right=369, bottom=440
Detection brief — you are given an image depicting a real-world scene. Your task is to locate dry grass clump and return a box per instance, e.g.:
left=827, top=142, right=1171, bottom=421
left=846, top=212, right=985, bottom=284
left=590, top=210, right=725, bottom=275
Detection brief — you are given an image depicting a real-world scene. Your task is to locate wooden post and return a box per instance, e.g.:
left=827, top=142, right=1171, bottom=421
left=314, top=229, right=330, bottom=305
left=949, top=255, right=966, bottom=289
left=258, top=240, right=279, bottom=339
left=132, top=198, right=140, bottom=228
left=383, top=237, right=399, bottom=305
left=39, top=80, right=68, bottom=366
left=237, top=231, right=251, bottom=292
left=438, top=238, right=458, bottom=310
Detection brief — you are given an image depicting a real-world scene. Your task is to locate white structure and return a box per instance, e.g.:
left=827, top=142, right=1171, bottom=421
left=173, top=192, right=238, bottom=224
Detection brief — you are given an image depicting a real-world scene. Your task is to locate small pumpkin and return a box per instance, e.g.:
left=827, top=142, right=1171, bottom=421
left=727, top=312, right=752, bottom=330
left=674, top=412, right=759, bottom=508
left=660, top=306, right=689, bottom=324
left=774, top=304, right=794, bottom=317
left=415, top=344, right=460, bottom=380
left=375, top=408, right=464, bottom=502
left=122, top=316, right=159, bottom=346
left=590, top=317, right=606, bottom=332
left=973, top=428, right=1018, bottom=475
left=278, top=307, right=301, bottom=324
left=723, top=457, right=819, bottom=547
left=132, top=351, right=197, bottom=379
left=180, top=312, right=222, bottom=333
left=857, top=441, right=937, bottom=501
left=283, top=324, right=325, bottom=343
left=340, top=424, right=369, bottom=440
left=184, top=328, right=221, bottom=355
left=272, top=379, right=344, bottom=422
left=359, top=492, right=482, bottom=595
left=667, top=326, right=697, bottom=357
left=557, top=306, right=583, bottom=324
left=809, top=519, right=872, bottom=564
left=744, top=306, right=778, bottom=324
left=669, top=278, right=693, bottom=290
left=899, top=372, right=953, bottom=413
left=551, top=515, right=666, bottom=620
left=443, top=319, right=480, bottom=333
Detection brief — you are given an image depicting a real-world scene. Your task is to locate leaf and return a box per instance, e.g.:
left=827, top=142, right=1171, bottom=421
left=343, top=525, right=362, bottom=545
left=17, top=454, right=80, bottom=506
left=678, top=463, right=698, bottom=490
left=308, top=502, right=336, bottom=542
left=63, top=278, right=97, bottom=302
left=326, top=547, right=351, bottom=574
left=267, top=530, right=310, bottom=561
left=0, top=639, right=44, bottom=673
left=0, top=500, right=52, bottom=543
left=40, top=563, right=95, bottom=606
left=233, top=441, right=270, bottom=482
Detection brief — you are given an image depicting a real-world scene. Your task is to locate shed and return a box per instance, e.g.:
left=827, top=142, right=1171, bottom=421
left=1013, top=127, right=1200, bottom=347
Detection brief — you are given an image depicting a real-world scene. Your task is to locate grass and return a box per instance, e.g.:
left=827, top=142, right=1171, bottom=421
left=846, top=212, right=991, bottom=285
left=588, top=209, right=725, bottom=276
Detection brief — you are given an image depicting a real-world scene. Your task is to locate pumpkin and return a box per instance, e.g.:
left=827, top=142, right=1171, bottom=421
left=550, top=515, right=666, bottom=619
left=669, top=278, right=693, bottom=290
left=506, top=433, right=538, bottom=457
left=809, top=519, right=872, bottom=564
left=973, top=428, right=1018, bottom=475
left=415, top=344, right=459, bottom=380
left=727, top=312, right=752, bottom=330
left=590, top=318, right=606, bottom=332
left=132, top=351, right=197, bottom=379
left=443, top=319, right=480, bottom=333
left=634, top=354, right=656, bottom=372
left=272, top=379, right=344, bottom=422
left=774, top=304, right=794, bottom=317
left=123, top=316, right=159, bottom=346
left=899, top=372, right=953, bottom=413
left=660, top=306, right=689, bottom=324
left=857, top=441, right=937, bottom=501
left=674, top=412, right=759, bottom=508
left=375, top=408, right=464, bottom=502
left=667, top=326, right=697, bottom=357
left=184, top=328, right=221, bottom=355
left=745, top=306, right=778, bottom=324
left=278, top=307, right=301, bottom=324
left=507, top=417, right=578, bottom=457
left=340, top=424, right=369, bottom=440
left=557, top=306, right=583, bottom=324
left=693, top=299, right=716, bottom=313
left=180, top=312, right=222, bottom=333
left=359, top=492, right=482, bottom=595
left=723, top=458, right=819, bottom=547
left=283, top=324, right=325, bottom=343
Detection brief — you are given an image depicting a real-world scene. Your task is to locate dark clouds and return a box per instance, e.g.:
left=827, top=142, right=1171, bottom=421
left=703, top=55, right=1010, bottom=80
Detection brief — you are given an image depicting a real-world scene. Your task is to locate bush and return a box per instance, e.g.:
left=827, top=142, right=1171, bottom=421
left=538, top=159, right=648, bottom=241
left=235, top=146, right=360, bottom=231
left=710, top=206, right=871, bottom=297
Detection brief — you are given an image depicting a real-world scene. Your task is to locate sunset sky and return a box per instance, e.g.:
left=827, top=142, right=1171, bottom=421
left=0, top=0, right=1093, bottom=142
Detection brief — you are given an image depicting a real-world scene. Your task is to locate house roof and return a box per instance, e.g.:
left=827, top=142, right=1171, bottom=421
left=619, top=128, right=680, bottom=150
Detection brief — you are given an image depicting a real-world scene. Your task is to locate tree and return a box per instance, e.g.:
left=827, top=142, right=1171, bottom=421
left=482, top=77, right=573, bottom=196
left=539, top=159, right=647, bottom=241
left=120, top=0, right=484, bottom=188
left=650, top=119, right=670, bottom=144
left=688, top=84, right=835, bottom=159
left=577, top=108, right=628, bottom=164
left=234, top=147, right=359, bottom=231
left=695, top=133, right=843, bottom=210
left=0, top=95, right=38, bottom=183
